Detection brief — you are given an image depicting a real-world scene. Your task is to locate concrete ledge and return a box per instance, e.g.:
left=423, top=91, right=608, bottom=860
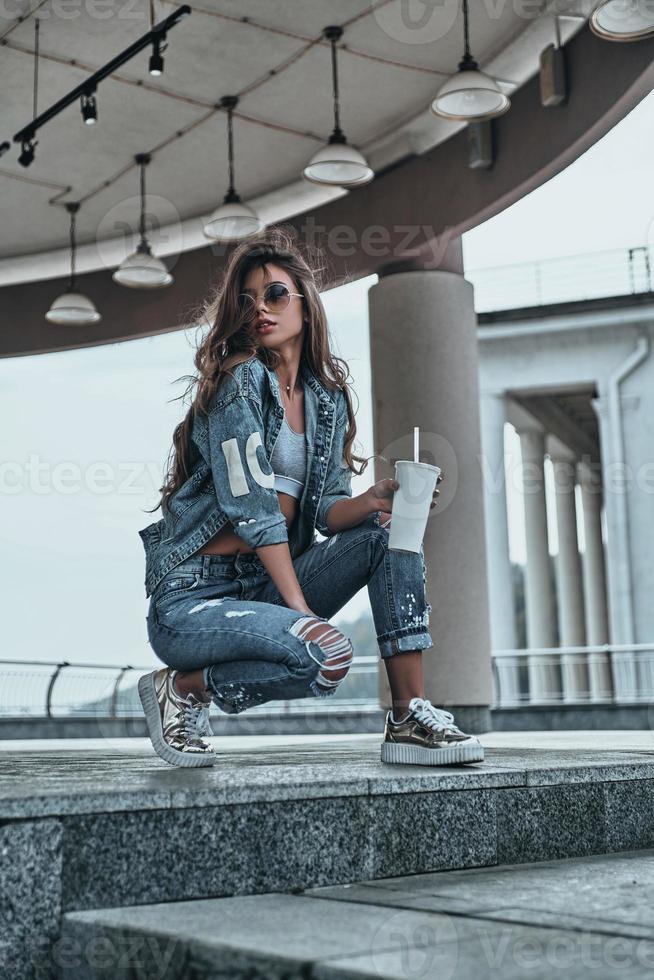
left=3, top=735, right=654, bottom=978
left=492, top=703, right=654, bottom=731
left=1, top=702, right=650, bottom=741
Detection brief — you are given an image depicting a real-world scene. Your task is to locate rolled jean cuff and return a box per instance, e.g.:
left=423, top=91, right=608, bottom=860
left=378, top=628, right=433, bottom=660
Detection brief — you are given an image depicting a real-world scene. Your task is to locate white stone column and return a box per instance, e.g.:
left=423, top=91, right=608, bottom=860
left=578, top=459, right=613, bottom=701
left=591, top=394, right=636, bottom=700
left=516, top=424, right=560, bottom=702
left=551, top=450, right=588, bottom=702
left=369, top=267, right=493, bottom=727
left=479, top=390, right=517, bottom=651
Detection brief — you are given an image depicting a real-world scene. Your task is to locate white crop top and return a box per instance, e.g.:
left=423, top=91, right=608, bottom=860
left=269, top=414, right=308, bottom=499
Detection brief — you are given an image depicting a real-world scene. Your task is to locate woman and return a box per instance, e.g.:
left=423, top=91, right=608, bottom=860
left=137, top=227, right=484, bottom=769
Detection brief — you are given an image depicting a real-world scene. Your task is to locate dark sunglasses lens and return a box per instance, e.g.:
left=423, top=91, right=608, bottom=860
left=238, top=293, right=256, bottom=317
left=265, top=283, right=291, bottom=311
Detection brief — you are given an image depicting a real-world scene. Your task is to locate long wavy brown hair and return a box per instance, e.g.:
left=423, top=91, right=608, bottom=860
left=146, top=225, right=370, bottom=517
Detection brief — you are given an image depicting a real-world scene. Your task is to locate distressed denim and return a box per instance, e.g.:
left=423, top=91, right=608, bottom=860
left=145, top=510, right=433, bottom=713
left=137, top=355, right=352, bottom=599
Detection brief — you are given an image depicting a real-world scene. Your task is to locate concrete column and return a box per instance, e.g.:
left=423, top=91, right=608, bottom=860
left=591, top=394, right=636, bottom=700
left=479, top=390, right=517, bottom=652
left=516, top=425, right=560, bottom=702
left=369, top=266, right=493, bottom=733
left=551, top=450, right=588, bottom=702
left=578, top=460, right=613, bottom=702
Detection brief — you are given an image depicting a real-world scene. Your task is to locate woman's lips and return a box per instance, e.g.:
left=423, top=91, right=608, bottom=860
left=256, top=322, right=276, bottom=333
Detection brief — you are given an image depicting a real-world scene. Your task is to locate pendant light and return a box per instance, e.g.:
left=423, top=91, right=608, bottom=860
left=203, top=95, right=264, bottom=242
left=46, top=203, right=101, bottom=325
left=113, top=153, right=173, bottom=288
left=590, top=0, right=654, bottom=41
left=431, top=0, right=511, bottom=121
left=302, top=25, right=374, bottom=187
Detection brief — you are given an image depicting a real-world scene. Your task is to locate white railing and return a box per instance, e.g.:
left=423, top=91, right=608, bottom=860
left=468, top=244, right=654, bottom=313
left=491, top=642, right=654, bottom=707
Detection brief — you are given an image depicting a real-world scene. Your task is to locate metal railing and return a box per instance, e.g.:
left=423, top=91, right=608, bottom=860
left=467, top=244, right=654, bottom=313
left=7, top=645, right=653, bottom=721
left=0, top=656, right=380, bottom=719
left=491, top=642, right=654, bottom=707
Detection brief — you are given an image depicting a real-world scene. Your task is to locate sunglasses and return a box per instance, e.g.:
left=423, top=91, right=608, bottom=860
left=237, top=282, right=303, bottom=318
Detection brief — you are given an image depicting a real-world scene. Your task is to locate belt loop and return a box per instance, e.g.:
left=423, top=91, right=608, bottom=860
left=233, top=554, right=242, bottom=576
left=201, top=555, right=209, bottom=581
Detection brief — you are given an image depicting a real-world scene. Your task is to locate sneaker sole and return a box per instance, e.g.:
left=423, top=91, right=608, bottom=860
left=381, top=739, right=484, bottom=766
left=138, top=673, right=216, bottom=768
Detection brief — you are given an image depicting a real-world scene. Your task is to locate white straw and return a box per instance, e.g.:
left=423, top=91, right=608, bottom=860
left=414, top=426, right=419, bottom=463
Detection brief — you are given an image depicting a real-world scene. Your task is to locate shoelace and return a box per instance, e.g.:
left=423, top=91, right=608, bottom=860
left=180, top=697, right=212, bottom=744
left=412, top=698, right=463, bottom=735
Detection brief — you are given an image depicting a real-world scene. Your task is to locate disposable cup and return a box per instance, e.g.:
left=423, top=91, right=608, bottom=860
left=387, top=460, right=440, bottom=553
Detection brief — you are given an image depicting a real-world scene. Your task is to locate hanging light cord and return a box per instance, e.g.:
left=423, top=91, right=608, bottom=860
left=463, top=0, right=470, bottom=60
left=218, top=95, right=239, bottom=201
left=458, top=0, right=478, bottom=71
left=68, top=206, right=78, bottom=291
left=33, top=19, right=39, bottom=120
left=330, top=34, right=342, bottom=138
left=226, top=105, right=235, bottom=196
left=139, top=158, right=147, bottom=245
left=133, top=152, right=152, bottom=253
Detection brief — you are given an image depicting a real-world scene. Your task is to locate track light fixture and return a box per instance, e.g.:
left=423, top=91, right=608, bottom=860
left=13, top=4, right=191, bottom=166
left=113, top=153, right=173, bottom=288
left=18, top=137, right=37, bottom=168
left=81, top=89, right=97, bottom=125
left=46, top=203, right=101, bottom=325
left=431, top=0, right=510, bottom=121
left=203, top=95, right=265, bottom=242
left=149, top=36, right=165, bottom=75
left=303, top=25, right=374, bottom=187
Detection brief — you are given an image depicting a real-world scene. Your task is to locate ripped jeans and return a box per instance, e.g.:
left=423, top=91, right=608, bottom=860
left=145, top=510, right=433, bottom=713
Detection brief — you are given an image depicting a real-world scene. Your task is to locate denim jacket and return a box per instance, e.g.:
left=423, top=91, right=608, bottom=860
left=138, top=354, right=353, bottom=598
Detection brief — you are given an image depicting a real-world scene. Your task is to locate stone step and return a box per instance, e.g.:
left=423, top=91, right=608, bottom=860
left=4, top=734, right=654, bottom=977
left=60, top=849, right=654, bottom=978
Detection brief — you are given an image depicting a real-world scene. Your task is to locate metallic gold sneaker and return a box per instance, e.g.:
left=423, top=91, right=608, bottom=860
left=381, top=696, right=484, bottom=766
left=138, top=667, right=216, bottom=768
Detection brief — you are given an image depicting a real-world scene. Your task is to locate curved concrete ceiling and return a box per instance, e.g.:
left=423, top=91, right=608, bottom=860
left=1, top=0, right=589, bottom=281
left=1, top=2, right=654, bottom=357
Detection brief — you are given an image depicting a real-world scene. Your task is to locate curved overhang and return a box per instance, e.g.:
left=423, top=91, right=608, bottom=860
left=2, top=23, right=654, bottom=357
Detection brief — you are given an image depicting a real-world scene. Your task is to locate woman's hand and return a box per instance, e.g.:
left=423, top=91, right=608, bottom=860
left=367, top=473, right=444, bottom=515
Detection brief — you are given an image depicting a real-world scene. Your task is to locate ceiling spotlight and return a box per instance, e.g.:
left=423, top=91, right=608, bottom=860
left=18, top=136, right=37, bottom=168
left=46, top=203, right=102, bottom=325
left=81, top=90, right=97, bottom=125
left=113, top=153, right=173, bottom=288
left=149, top=36, right=165, bottom=75
left=303, top=25, right=374, bottom=187
left=431, top=0, right=510, bottom=121
left=203, top=96, right=265, bottom=242
left=590, top=0, right=654, bottom=41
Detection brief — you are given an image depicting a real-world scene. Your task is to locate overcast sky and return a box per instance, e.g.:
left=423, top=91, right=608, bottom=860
left=2, top=90, right=652, bottom=669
